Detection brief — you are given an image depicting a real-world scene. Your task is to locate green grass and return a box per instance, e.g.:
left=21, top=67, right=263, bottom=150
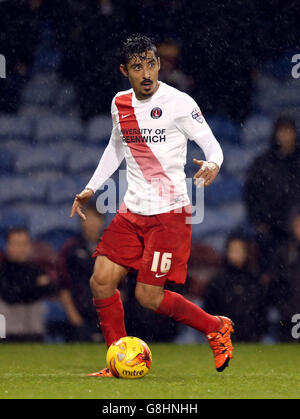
left=0, top=343, right=299, bottom=399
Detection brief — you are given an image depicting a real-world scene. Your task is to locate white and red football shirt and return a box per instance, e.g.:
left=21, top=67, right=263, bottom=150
left=86, top=81, right=223, bottom=215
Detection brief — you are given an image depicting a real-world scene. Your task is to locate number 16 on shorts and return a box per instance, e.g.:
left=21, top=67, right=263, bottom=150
left=151, top=251, right=172, bottom=275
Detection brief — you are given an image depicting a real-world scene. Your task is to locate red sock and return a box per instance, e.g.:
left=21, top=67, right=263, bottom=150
left=155, top=290, right=220, bottom=335
left=93, top=290, right=126, bottom=347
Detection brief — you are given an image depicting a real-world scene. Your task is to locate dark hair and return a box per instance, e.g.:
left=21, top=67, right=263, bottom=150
left=121, top=34, right=158, bottom=67
left=274, top=114, right=297, bottom=133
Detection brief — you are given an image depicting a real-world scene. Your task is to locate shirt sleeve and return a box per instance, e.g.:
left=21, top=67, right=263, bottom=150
left=86, top=99, right=125, bottom=192
left=175, top=95, right=224, bottom=168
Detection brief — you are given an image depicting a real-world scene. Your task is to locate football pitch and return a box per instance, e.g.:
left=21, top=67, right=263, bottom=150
left=0, top=343, right=299, bottom=399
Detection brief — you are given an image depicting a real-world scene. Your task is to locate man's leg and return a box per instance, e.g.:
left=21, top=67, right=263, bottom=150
left=90, top=255, right=129, bottom=348
left=135, top=282, right=220, bottom=335
left=135, top=282, right=234, bottom=372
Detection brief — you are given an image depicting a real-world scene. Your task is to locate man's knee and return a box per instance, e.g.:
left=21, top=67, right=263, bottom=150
left=135, top=283, right=164, bottom=311
left=90, top=256, right=123, bottom=299
left=90, top=271, right=114, bottom=299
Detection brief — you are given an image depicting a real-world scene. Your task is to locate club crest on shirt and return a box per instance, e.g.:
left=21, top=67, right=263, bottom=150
left=150, top=107, right=162, bottom=119
left=191, top=107, right=203, bottom=123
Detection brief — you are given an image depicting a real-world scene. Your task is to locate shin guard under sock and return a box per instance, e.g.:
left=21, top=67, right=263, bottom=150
left=93, top=290, right=126, bottom=347
left=155, top=290, right=220, bottom=335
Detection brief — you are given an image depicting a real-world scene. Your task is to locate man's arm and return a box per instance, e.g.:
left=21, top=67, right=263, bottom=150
left=175, top=95, right=223, bottom=187
left=59, top=289, right=84, bottom=327
left=85, top=126, right=125, bottom=193
left=70, top=125, right=124, bottom=220
left=192, top=128, right=223, bottom=187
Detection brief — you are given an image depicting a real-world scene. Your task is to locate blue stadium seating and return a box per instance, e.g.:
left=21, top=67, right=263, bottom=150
left=222, top=144, right=261, bottom=180
left=191, top=204, right=246, bottom=241
left=206, top=115, right=241, bottom=145
left=35, top=116, right=83, bottom=143
left=0, top=149, right=14, bottom=175
left=47, top=177, right=80, bottom=205
left=66, top=146, right=105, bottom=174
left=220, top=201, right=247, bottom=227
left=0, top=176, right=48, bottom=204
left=0, top=114, right=33, bottom=140
left=1, top=139, right=29, bottom=155
left=14, top=146, right=67, bottom=174
left=252, top=52, right=300, bottom=117
left=0, top=211, right=29, bottom=231
left=22, top=73, right=60, bottom=107
left=85, top=115, right=112, bottom=144
left=204, top=175, right=243, bottom=207
left=241, top=114, right=273, bottom=147
left=9, top=203, right=79, bottom=238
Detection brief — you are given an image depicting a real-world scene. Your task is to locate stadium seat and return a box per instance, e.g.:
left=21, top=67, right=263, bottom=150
left=21, top=73, right=60, bottom=107
left=66, top=146, right=105, bottom=174
left=204, top=175, right=243, bottom=207
left=32, top=24, right=62, bottom=73
left=0, top=114, right=33, bottom=140
left=222, top=145, right=261, bottom=180
left=0, top=149, right=14, bottom=175
left=241, top=114, right=273, bottom=146
left=262, top=50, right=299, bottom=82
left=0, top=139, right=28, bottom=154
left=191, top=205, right=244, bottom=241
left=205, top=115, right=241, bottom=145
left=35, top=116, right=83, bottom=143
left=76, top=173, right=93, bottom=189
left=27, top=169, right=64, bottom=185
left=252, top=70, right=300, bottom=117
left=14, top=146, right=67, bottom=174
left=201, top=232, right=228, bottom=252
left=220, top=201, right=247, bottom=227
left=10, top=203, right=79, bottom=238
left=85, top=115, right=112, bottom=144
left=0, top=211, right=28, bottom=231
left=0, top=176, right=48, bottom=204
left=191, top=209, right=219, bottom=239
left=55, top=83, right=78, bottom=114
left=47, top=177, right=80, bottom=205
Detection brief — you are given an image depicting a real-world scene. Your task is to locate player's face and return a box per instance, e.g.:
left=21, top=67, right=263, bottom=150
left=227, top=239, right=247, bottom=269
left=6, top=232, right=31, bottom=263
left=120, top=50, right=160, bottom=100
left=276, top=125, right=297, bottom=154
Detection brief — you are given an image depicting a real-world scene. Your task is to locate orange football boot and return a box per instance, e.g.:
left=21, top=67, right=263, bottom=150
left=87, top=367, right=113, bottom=377
left=206, top=316, right=234, bottom=372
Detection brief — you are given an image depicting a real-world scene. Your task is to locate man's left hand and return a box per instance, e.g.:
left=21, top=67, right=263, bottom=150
left=193, top=159, right=219, bottom=187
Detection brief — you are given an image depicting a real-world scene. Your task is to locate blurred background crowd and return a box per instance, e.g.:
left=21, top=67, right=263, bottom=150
left=1, top=0, right=300, bottom=344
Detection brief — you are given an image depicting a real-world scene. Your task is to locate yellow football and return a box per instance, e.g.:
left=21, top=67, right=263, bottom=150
left=106, top=336, right=152, bottom=379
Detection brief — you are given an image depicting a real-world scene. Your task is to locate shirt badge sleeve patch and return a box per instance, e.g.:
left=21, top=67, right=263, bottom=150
left=191, top=107, right=204, bottom=123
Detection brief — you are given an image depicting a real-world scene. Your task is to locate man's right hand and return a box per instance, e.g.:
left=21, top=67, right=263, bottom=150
left=70, top=188, right=94, bottom=220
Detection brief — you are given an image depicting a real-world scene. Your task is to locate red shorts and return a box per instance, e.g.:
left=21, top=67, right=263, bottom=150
left=93, top=205, right=192, bottom=286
